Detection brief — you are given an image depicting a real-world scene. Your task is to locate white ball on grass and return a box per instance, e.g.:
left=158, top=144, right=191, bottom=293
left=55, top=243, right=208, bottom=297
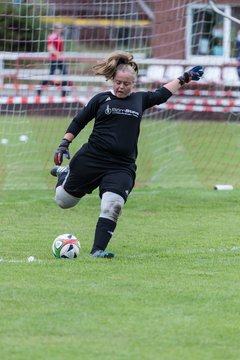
left=19, top=135, right=29, bottom=142
left=1, top=138, right=8, bottom=144
left=52, top=234, right=80, bottom=259
left=27, top=256, right=35, bottom=262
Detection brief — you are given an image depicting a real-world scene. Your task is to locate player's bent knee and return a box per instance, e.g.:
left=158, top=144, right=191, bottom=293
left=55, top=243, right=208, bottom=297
left=100, top=191, right=124, bottom=222
left=55, top=186, right=80, bottom=209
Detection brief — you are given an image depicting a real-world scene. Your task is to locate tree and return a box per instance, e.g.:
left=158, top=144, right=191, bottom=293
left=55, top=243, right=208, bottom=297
left=0, top=2, right=46, bottom=52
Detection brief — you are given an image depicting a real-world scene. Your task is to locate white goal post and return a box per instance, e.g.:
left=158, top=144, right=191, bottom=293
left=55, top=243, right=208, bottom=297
left=209, top=1, right=240, bottom=25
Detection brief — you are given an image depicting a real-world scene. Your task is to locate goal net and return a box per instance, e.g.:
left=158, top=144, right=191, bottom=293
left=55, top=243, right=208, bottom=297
left=1, top=0, right=240, bottom=190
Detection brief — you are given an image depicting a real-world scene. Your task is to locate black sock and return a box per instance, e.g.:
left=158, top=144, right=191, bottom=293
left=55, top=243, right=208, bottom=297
left=90, top=217, right=116, bottom=254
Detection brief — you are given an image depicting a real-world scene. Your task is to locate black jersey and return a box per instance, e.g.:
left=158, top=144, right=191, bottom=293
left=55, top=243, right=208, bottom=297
left=67, top=86, right=172, bottom=163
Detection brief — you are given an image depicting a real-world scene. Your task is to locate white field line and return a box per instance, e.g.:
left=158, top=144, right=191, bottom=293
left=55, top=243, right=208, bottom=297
left=0, top=258, right=43, bottom=263
left=1, top=246, right=240, bottom=263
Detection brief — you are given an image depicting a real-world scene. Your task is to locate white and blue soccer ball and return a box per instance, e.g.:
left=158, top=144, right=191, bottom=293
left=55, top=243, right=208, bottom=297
left=52, top=234, right=80, bottom=259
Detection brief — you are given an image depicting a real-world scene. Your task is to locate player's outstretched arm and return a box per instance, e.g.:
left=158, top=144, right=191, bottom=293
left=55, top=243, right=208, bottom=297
left=164, top=66, right=204, bottom=94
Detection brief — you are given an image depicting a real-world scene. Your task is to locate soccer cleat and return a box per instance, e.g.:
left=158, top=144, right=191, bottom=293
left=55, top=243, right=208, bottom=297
left=91, top=250, right=115, bottom=259
left=50, top=165, right=69, bottom=177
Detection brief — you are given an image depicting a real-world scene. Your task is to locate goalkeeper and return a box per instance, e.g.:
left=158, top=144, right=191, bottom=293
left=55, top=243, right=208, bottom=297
left=51, top=51, right=204, bottom=258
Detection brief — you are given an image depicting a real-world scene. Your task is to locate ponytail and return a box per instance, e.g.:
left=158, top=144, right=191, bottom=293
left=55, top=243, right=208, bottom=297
left=92, top=51, right=138, bottom=80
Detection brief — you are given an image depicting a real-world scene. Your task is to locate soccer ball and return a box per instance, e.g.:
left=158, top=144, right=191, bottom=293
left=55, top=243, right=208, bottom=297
left=52, top=234, right=80, bottom=259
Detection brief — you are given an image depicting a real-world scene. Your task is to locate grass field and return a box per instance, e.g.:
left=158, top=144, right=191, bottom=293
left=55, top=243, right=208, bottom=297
left=1, top=187, right=240, bottom=360
left=1, top=115, right=240, bottom=359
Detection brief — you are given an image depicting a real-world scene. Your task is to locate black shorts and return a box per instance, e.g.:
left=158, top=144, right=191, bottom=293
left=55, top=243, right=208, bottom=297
left=63, top=143, right=136, bottom=202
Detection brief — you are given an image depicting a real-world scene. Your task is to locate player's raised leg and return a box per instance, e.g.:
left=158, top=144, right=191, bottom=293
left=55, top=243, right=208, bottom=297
left=51, top=165, right=80, bottom=209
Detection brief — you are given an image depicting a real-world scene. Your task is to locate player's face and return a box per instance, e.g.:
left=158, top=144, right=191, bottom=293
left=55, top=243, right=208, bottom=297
left=113, top=70, right=135, bottom=98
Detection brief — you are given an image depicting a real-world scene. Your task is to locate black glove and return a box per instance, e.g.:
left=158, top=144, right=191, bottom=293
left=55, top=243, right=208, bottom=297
left=54, top=138, right=71, bottom=165
left=178, top=66, right=204, bottom=86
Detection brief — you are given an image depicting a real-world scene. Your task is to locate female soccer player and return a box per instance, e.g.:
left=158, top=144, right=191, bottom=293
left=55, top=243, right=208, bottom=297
left=51, top=51, right=203, bottom=258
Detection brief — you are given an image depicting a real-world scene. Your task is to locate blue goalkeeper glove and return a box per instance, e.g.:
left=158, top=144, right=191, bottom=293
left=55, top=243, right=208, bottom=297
left=54, top=138, right=71, bottom=165
left=178, top=66, right=204, bottom=85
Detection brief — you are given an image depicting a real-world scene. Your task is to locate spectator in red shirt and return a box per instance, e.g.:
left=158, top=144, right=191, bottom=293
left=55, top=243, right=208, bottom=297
left=38, top=23, right=68, bottom=97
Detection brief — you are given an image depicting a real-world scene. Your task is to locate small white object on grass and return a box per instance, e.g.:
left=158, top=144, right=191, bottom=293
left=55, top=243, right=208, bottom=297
left=214, top=185, right=233, bottom=191
left=19, top=135, right=29, bottom=142
left=27, top=256, right=35, bottom=262
left=1, top=138, right=8, bottom=144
